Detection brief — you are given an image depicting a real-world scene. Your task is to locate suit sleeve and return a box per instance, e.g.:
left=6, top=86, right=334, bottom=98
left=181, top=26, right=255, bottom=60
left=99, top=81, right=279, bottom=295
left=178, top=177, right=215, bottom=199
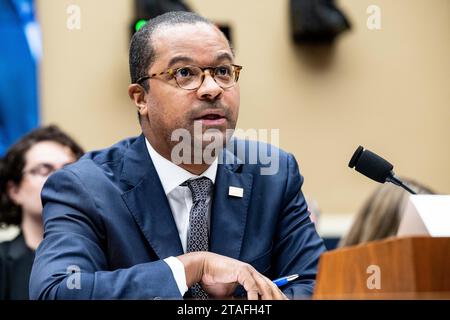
left=29, top=169, right=181, bottom=299
left=274, top=154, right=326, bottom=299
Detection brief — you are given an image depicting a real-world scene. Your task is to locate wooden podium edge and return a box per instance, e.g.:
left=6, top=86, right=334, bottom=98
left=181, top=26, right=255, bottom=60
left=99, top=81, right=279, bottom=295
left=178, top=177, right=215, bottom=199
left=313, top=236, right=450, bottom=300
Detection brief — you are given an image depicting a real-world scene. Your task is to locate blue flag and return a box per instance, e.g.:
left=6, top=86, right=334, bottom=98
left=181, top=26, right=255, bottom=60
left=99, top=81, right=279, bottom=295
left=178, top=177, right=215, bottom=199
left=0, top=0, right=41, bottom=155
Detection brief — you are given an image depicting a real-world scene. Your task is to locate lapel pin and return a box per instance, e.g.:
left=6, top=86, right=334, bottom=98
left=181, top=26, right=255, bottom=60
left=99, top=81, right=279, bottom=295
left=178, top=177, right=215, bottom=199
left=228, top=186, right=244, bottom=198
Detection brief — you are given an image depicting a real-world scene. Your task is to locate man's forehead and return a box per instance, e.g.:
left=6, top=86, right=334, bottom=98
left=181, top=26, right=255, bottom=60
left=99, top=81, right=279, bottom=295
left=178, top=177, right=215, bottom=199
left=151, top=23, right=232, bottom=64
left=153, top=22, right=224, bottom=41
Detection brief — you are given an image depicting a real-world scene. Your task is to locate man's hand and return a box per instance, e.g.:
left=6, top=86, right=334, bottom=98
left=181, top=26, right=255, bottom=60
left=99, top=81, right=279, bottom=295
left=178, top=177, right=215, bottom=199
left=177, top=252, right=287, bottom=300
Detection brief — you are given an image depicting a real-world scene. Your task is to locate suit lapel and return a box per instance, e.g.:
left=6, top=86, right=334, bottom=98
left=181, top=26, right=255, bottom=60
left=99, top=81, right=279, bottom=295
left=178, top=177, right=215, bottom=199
left=119, top=136, right=253, bottom=261
left=210, top=149, right=253, bottom=260
left=120, top=135, right=184, bottom=259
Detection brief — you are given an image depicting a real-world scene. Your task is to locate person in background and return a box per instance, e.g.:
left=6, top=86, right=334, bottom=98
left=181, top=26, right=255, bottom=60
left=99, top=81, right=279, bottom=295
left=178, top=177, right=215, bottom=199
left=339, top=178, right=435, bottom=247
left=0, top=125, right=84, bottom=299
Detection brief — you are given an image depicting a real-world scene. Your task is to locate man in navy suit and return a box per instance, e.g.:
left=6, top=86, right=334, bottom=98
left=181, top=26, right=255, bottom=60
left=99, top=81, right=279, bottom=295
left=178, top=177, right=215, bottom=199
left=29, top=11, right=325, bottom=300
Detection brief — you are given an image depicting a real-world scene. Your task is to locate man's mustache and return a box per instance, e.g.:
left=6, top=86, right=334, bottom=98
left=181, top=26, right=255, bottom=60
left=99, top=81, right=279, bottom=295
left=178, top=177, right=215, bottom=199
left=189, top=102, right=231, bottom=120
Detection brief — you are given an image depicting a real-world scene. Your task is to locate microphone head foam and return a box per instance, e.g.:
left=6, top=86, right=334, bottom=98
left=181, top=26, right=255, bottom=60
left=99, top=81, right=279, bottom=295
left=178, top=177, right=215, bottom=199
left=349, top=146, right=394, bottom=183
left=348, top=145, right=364, bottom=169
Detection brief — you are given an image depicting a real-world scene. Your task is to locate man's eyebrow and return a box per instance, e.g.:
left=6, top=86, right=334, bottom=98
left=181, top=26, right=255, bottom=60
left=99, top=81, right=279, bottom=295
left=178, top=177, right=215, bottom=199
left=168, top=56, right=195, bottom=68
left=167, top=52, right=234, bottom=69
left=215, top=52, right=234, bottom=62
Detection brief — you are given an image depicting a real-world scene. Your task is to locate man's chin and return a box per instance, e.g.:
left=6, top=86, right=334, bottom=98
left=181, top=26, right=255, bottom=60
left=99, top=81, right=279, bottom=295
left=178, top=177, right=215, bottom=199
left=196, top=135, right=226, bottom=151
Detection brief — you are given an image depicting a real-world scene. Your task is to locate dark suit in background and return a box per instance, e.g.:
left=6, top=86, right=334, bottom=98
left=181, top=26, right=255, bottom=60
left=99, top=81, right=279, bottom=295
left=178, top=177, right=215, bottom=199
left=0, top=233, right=34, bottom=299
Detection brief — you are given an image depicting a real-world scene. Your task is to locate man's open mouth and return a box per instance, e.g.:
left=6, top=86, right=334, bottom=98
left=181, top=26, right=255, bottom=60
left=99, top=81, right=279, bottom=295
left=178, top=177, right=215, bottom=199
left=199, top=114, right=224, bottom=120
left=194, top=110, right=227, bottom=125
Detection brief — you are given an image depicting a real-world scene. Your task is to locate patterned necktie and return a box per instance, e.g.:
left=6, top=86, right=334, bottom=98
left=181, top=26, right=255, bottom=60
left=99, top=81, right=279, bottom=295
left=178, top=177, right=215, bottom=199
left=182, top=176, right=213, bottom=299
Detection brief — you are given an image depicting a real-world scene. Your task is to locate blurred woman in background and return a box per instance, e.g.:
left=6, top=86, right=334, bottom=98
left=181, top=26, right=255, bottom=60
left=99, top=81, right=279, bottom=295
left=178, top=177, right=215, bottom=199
left=0, top=125, right=84, bottom=299
left=339, top=179, right=435, bottom=247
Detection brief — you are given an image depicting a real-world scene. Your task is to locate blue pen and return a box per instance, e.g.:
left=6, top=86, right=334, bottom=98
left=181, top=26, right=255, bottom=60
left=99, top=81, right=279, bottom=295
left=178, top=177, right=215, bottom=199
left=272, top=274, right=299, bottom=287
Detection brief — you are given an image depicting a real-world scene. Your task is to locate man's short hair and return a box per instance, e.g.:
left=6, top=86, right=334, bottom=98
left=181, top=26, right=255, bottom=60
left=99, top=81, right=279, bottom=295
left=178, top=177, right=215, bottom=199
left=129, top=11, right=213, bottom=92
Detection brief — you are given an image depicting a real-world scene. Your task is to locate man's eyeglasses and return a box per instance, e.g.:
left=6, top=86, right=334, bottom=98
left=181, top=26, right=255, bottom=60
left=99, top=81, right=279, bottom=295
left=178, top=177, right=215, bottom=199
left=136, top=64, right=243, bottom=90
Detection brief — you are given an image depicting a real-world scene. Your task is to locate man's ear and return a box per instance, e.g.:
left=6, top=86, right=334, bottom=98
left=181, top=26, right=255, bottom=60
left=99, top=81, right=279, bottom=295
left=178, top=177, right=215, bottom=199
left=128, top=84, right=148, bottom=117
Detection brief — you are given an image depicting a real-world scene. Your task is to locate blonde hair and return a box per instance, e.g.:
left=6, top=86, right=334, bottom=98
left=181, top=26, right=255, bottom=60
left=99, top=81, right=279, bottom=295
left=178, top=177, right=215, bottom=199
left=339, top=179, right=435, bottom=247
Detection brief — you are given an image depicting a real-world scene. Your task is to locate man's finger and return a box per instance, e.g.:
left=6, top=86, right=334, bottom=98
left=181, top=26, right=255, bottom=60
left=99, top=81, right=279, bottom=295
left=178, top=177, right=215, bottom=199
left=253, top=273, right=274, bottom=300
left=238, top=269, right=260, bottom=300
left=262, top=275, right=285, bottom=300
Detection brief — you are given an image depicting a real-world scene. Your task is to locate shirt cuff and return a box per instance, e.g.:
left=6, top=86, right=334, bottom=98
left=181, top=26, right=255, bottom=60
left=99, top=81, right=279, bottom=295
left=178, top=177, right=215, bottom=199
left=164, top=256, right=188, bottom=296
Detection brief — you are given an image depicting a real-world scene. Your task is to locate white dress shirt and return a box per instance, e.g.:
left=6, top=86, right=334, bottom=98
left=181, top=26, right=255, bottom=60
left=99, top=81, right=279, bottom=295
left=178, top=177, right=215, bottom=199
left=145, top=138, right=218, bottom=296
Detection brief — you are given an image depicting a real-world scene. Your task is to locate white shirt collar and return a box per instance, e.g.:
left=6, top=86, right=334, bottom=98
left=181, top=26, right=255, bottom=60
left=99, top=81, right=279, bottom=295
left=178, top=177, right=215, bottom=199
left=145, top=138, right=218, bottom=195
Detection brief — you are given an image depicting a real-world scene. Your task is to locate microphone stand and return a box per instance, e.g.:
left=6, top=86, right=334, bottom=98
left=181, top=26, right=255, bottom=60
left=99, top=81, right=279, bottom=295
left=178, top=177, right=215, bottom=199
left=386, top=173, right=417, bottom=195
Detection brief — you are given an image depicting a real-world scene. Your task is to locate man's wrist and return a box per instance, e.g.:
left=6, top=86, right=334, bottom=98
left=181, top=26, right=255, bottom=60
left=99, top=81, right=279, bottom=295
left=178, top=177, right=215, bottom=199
left=177, top=252, right=207, bottom=287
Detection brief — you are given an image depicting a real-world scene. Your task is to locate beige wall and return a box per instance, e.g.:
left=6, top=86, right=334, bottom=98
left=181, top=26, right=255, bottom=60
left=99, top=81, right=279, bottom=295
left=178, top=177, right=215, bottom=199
left=37, top=0, right=450, bottom=218
left=37, top=0, right=139, bottom=148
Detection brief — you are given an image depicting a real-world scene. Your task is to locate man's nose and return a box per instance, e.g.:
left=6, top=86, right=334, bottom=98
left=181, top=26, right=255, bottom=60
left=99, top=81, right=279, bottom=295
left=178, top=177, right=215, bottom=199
left=196, top=72, right=224, bottom=100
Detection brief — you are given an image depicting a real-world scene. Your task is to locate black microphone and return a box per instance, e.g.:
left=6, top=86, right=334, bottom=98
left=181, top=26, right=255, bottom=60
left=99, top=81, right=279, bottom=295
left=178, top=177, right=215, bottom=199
left=348, top=146, right=417, bottom=194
